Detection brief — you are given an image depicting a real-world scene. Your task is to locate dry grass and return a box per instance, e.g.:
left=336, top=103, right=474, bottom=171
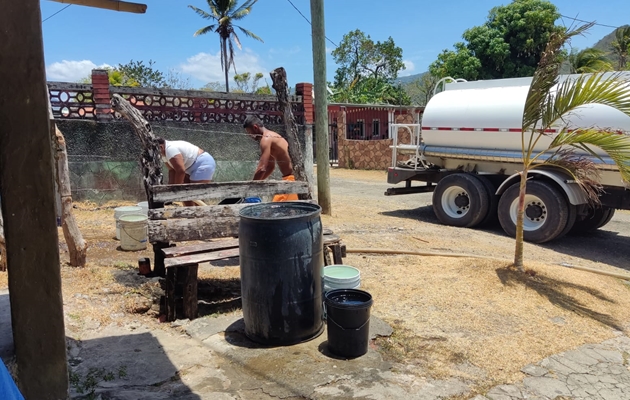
left=2, top=168, right=630, bottom=394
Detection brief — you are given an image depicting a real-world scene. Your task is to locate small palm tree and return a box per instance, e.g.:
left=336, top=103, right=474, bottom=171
left=611, top=26, right=630, bottom=71
left=514, top=23, right=630, bottom=271
left=567, top=48, right=613, bottom=74
left=189, top=0, right=263, bottom=92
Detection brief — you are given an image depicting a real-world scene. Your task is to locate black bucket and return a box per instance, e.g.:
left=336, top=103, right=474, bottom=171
left=239, top=202, right=324, bottom=345
left=324, top=289, right=373, bottom=358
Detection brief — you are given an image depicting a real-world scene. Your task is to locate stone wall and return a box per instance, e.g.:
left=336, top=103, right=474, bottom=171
left=337, top=112, right=416, bottom=170
left=57, top=119, right=302, bottom=202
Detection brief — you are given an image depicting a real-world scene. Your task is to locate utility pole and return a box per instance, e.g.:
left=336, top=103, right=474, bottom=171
left=310, top=0, right=331, bottom=215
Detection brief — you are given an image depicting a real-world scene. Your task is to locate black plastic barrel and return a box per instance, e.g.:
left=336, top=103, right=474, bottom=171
left=239, top=202, right=324, bottom=345
left=325, top=289, right=373, bottom=358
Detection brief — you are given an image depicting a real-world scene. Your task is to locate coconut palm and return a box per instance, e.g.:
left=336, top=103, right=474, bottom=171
left=611, top=26, right=630, bottom=70
left=567, top=48, right=613, bottom=74
left=189, top=0, right=263, bottom=92
left=514, top=23, right=630, bottom=271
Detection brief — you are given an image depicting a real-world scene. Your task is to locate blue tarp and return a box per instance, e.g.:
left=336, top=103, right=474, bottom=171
left=0, top=359, right=23, bottom=400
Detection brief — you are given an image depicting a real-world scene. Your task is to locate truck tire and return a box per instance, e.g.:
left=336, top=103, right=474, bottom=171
left=571, top=206, right=615, bottom=233
left=432, top=173, right=490, bottom=228
left=497, top=180, right=570, bottom=243
left=476, top=175, right=499, bottom=226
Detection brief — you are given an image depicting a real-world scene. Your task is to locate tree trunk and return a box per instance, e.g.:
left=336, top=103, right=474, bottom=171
left=513, top=170, right=528, bottom=272
left=270, top=67, right=312, bottom=200
left=223, top=37, right=230, bottom=92
left=110, top=93, right=163, bottom=208
left=52, top=124, right=88, bottom=267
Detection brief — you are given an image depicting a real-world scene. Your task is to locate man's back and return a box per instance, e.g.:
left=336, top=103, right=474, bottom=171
left=262, top=131, right=293, bottom=177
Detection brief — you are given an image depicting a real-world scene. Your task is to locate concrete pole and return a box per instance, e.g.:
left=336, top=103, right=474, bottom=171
left=310, top=0, right=332, bottom=214
left=0, top=1, right=69, bottom=398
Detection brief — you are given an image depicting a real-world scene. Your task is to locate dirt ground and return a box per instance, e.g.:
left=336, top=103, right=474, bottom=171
left=3, top=167, right=630, bottom=396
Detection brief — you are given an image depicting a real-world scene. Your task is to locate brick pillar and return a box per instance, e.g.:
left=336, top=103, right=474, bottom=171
left=295, top=83, right=315, bottom=194
left=295, top=82, right=313, bottom=124
left=91, top=69, right=112, bottom=121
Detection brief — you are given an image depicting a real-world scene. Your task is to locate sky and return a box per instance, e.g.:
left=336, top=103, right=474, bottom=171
left=40, top=0, right=630, bottom=89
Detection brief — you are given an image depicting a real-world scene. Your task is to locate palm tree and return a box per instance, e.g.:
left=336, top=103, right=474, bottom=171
left=189, top=0, right=263, bottom=92
left=514, top=23, right=630, bottom=271
left=567, top=48, right=613, bottom=74
left=611, top=26, right=630, bottom=70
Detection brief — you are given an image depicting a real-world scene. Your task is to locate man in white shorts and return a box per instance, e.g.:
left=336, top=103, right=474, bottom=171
left=156, top=137, right=216, bottom=206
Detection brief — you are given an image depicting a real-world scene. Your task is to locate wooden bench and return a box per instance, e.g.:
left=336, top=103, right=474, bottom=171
left=147, top=179, right=311, bottom=321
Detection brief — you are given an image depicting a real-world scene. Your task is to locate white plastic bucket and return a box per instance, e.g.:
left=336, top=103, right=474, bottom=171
left=323, top=265, right=361, bottom=292
left=137, top=201, right=149, bottom=216
left=119, top=214, right=148, bottom=251
left=114, top=206, right=143, bottom=240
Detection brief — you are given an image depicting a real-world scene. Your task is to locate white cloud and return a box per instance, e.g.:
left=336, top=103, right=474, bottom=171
left=180, top=49, right=267, bottom=84
left=326, top=47, right=333, bottom=54
left=46, top=60, right=111, bottom=82
left=399, top=60, right=416, bottom=77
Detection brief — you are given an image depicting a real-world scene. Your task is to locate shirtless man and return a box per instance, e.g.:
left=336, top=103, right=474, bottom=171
left=243, top=115, right=298, bottom=202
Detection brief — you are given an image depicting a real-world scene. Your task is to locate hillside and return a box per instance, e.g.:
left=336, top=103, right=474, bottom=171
left=592, top=25, right=629, bottom=67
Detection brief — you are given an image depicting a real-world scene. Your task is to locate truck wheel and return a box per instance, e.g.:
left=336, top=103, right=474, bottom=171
left=432, top=173, right=490, bottom=228
left=571, top=207, right=615, bottom=233
left=477, top=175, right=499, bottom=226
left=497, top=180, right=569, bottom=243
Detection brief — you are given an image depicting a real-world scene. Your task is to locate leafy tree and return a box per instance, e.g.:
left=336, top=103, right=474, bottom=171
left=512, top=23, right=630, bottom=271
left=117, top=60, right=165, bottom=88
left=200, top=81, right=226, bottom=91
left=331, top=77, right=410, bottom=105
left=189, top=0, right=263, bottom=92
left=330, top=29, right=408, bottom=105
left=164, top=69, right=195, bottom=90
left=567, top=48, right=613, bottom=74
left=610, top=26, right=630, bottom=70
left=430, top=0, right=563, bottom=80
left=404, top=73, right=440, bottom=106
left=332, top=29, right=405, bottom=87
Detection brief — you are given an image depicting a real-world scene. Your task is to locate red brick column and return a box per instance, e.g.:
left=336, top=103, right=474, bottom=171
left=295, top=82, right=313, bottom=125
left=91, top=69, right=112, bottom=121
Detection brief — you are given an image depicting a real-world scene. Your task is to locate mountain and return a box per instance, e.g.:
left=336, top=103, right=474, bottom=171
left=396, top=72, right=427, bottom=85
left=591, top=25, right=629, bottom=67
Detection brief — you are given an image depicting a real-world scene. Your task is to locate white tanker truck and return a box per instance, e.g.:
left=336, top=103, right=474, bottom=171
left=385, top=73, right=630, bottom=243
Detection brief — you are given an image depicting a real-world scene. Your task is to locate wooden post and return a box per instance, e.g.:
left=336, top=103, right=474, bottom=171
left=183, top=265, right=199, bottom=319
left=49, top=101, right=88, bottom=267
left=310, top=0, right=332, bottom=214
left=0, top=200, right=5, bottom=272
left=0, top=1, right=69, bottom=398
left=270, top=68, right=312, bottom=200
left=111, top=94, right=166, bottom=275
left=296, top=83, right=316, bottom=197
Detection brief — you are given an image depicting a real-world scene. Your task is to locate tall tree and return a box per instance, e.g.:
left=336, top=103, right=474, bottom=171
left=331, top=29, right=408, bottom=105
left=567, top=48, right=613, bottom=74
left=117, top=60, right=166, bottom=87
left=189, top=0, right=263, bottom=92
left=430, top=0, right=562, bottom=80
left=610, top=26, right=630, bottom=70
left=332, top=29, right=405, bottom=87
left=512, top=23, right=630, bottom=271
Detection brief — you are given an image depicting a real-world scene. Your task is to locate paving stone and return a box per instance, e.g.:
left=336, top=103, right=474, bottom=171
left=521, top=364, right=548, bottom=377
left=486, top=384, right=524, bottom=399
left=523, top=377, right=571, bottom=398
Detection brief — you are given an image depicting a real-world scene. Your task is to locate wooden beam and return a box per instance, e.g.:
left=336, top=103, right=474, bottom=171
left=151, top=180, right=309, bottom=203
left=0, top=1, right=68, bottom=398
left=149, top=217, right=240, bottom=242
left=149, top=200, right=316, bottom=220
left=49, top=0, right=147, bottom=13
left=165, top=248, right=240, bottom=268
left=161, top=239, right=239, bottom=258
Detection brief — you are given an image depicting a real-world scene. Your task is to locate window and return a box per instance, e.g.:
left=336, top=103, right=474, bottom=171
left=372, top=119, right=380, bottom=138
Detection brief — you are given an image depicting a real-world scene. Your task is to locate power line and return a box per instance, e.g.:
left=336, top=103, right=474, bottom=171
left=560, top=14, right=622, bottom=30
left=285, top=0, right=338, bottom=48
left=42, top=4, right=72, bottom=23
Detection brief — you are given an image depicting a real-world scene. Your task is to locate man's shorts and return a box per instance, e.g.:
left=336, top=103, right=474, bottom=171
left=187, top=152, right=216, bottom=181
